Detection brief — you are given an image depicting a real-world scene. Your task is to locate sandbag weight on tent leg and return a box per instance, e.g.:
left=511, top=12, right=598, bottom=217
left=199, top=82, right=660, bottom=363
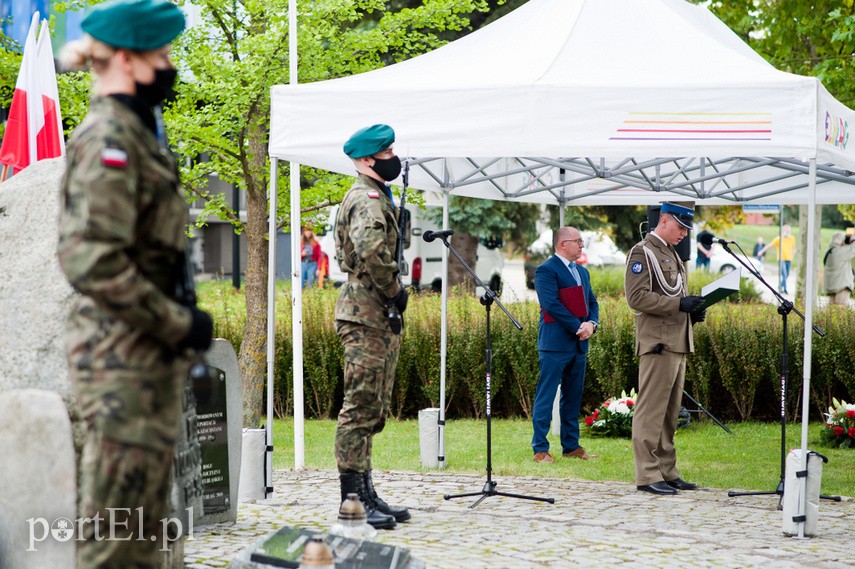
left=782, top=449, right=827, bottom=537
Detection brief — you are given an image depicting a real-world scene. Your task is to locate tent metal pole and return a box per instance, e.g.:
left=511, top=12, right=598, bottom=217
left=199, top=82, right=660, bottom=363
left=288, top=0, right=305, bottom=472
left=797, top=158, right=817, bottom=538
left=266, top=159, right=277, bottom=498
left=438, top=190, right=449, bottom=468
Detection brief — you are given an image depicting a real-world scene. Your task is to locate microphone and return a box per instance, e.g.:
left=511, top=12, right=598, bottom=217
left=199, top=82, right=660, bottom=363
left=423, top=229, right=454, bottom=243
left=712, top=237, right=735, bottom=245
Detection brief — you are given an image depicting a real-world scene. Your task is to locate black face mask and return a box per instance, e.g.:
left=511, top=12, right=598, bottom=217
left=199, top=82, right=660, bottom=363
left=371, top=155, right=402, bottom=181
left=135, top=68, right=178, bottom=107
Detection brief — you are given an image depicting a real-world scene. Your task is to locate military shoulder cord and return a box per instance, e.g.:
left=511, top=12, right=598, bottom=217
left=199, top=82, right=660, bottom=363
left=641, top=244, right=685, bottom=297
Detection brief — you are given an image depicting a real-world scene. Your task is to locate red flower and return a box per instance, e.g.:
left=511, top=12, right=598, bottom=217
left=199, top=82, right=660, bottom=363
left=592, top=410, right=600, bottom=419
left=849, top=427, right=855, bottom=438
left=627, top=400, right=635, bottom=407
left=585, top=416, right=594, bottom=427
left=847, top=409, right=855, bottom=419
left=833, top=426, right=845, bottom=436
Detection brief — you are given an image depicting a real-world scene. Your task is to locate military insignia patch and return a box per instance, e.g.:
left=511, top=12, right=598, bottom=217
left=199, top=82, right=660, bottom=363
left=367, top=190, right=380, bottom=199
left=101, top=148, right=128, bottom=168
left=631, top=262, right=643, bottom=274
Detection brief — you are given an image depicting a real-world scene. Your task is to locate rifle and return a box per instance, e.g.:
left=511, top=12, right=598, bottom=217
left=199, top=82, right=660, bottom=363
left=387, top=160, right=410, bottom=334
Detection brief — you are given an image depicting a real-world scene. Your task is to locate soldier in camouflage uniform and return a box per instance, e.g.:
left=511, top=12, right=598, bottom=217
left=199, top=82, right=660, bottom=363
left=334, top=124, right=411, bottom=529
left=57, top=2, right=213, bottom=567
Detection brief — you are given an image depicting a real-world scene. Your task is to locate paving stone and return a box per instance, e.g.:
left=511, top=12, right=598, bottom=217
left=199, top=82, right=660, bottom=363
left=185, top=469, right=854, bottom=569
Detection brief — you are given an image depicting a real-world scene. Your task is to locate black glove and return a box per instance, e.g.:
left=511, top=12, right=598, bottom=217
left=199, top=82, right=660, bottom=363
left=392, top=288, right=409, bottom=314
left=679, top=296, right=704, bottom=313
left=178, top=307, right=214, bottom=352
left=690, top=308, right=706, bottom=324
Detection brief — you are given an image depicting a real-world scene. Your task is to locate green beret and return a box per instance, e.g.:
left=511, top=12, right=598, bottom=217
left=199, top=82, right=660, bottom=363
left=82, top=0, right=185, bottom=51
left=343, top=124, right=395, bottom=159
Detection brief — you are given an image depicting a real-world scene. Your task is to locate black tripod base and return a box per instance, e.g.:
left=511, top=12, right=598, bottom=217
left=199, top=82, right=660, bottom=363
left=444, top=479, right=555, bottom=509
left=728, top=480, right=841, bottom=509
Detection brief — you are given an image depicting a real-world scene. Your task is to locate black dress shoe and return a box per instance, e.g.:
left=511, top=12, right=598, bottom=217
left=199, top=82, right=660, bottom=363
left=666, top=478, right=698, bottom=491
left=637, top=481, right=678, bottom=495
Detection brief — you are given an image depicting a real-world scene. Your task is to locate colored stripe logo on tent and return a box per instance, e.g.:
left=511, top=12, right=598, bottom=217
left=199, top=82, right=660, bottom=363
left=610, top=112, right=772, bottom=141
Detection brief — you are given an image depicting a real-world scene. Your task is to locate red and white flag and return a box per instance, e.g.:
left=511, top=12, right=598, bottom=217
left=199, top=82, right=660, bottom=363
left=0, top=12, right=65, bottom=174
left=36, top=19, right=65, bottom=160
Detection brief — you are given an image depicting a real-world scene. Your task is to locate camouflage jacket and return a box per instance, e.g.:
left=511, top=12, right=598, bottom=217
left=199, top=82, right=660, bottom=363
left=334, top=174, right=402, bottom=329
left=58, top=96, right=192, bottom=351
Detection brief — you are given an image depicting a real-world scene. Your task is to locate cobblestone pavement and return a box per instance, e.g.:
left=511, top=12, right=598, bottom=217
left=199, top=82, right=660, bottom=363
left=185, top=469, right=854, bottom=569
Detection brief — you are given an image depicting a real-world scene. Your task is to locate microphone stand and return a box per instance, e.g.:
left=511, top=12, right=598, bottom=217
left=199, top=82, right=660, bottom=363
left=716, top=242, right=839, bottom=507
left=434, top=232, right=554, bottom=508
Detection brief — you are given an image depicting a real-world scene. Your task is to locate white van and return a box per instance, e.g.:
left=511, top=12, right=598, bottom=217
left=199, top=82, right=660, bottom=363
left=319, top=203, right=504, bottom=294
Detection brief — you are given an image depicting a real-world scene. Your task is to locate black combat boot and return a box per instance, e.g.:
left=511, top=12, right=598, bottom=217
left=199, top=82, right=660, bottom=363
left=363, top=470, right=411, bottom=522
left=339, top=471, right=396, bottom=530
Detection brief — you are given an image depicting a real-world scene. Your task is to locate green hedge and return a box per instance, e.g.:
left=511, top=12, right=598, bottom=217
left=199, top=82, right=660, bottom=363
left=199, top=281, right=853, bottom=423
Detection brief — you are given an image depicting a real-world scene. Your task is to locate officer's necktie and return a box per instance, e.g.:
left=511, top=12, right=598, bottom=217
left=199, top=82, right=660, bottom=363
left=568, top=262, right=581, bottom=284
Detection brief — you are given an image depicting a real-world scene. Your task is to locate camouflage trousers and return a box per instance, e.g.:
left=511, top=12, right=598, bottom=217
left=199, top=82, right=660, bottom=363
left=334, top=320, right=401, bottom=472
left=76, top=425, right=176, bottom=569
left=71, top=365, right=185, bottom=569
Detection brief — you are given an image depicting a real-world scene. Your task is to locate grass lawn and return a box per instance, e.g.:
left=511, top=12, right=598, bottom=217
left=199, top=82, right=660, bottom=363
left=269, top=418, right=854, bottom=498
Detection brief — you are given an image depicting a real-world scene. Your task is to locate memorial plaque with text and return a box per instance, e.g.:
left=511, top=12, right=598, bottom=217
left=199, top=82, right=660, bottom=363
left=194, top=365, right=230, bottom=514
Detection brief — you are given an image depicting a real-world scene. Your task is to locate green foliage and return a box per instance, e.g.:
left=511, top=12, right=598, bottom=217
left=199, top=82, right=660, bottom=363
left=705, top=0, right=855, bottom=108
left=166, top=0, right=492, bottom=230
left=422, top=196, right=540, bottom=250
left=200, top=283, right=854, bottom=423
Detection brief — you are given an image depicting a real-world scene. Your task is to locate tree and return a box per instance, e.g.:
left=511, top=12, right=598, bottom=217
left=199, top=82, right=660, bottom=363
left=423, top=197, right=539, bottom=291
left=164, top=0, right=491, bottom=427
left=702, top=0, right=855, bottom=225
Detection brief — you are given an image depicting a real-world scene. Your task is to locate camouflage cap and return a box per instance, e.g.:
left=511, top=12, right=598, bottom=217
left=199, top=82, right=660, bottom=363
left=82, top=0, right=185, bottom=51
left=343, top=124, right=395, bottom=158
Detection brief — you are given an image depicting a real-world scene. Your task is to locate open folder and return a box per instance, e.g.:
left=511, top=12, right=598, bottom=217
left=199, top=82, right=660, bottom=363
left=700, top=269, right=741, bottom=309
left=542, top=285, right=588, bottom=323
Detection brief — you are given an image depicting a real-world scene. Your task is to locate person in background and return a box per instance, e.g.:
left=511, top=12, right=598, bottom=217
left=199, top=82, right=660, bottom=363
left=753, top=236, right=766, bottom=262
left=57, top=1, right=213, bottom=566
left=758, top=224, right=796, bottom=294
left=530, top=226, right=599, bottom=463
left=301, top=227, right=321, bottom=288
left=624, top=202, right=705, bottom=496
left=695, top=227, right=714, bottom=272
left=822, top=231, right=855, bottom=305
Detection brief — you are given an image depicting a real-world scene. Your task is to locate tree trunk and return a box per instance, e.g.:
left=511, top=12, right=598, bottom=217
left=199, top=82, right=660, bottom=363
left=239, top=121, right=270, bottom=428
left=796, top=205, right=821, bottom=307
left=446, top=232, right=479, bottom=293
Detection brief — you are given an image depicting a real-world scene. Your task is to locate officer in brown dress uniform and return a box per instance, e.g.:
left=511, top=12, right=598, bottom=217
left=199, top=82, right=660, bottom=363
left=624, top=202, right=705, bottom=495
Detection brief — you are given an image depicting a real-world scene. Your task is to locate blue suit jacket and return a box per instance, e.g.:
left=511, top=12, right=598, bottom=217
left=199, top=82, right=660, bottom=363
left=535, top=255, right=599, bottom=353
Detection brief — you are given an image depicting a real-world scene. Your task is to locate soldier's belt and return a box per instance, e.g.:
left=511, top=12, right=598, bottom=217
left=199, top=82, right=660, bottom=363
left=347, top=273, right=374, bottom=290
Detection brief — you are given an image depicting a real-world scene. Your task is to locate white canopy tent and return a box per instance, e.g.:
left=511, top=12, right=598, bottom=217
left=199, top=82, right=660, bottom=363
left=267, top=0, right=855, bottom=535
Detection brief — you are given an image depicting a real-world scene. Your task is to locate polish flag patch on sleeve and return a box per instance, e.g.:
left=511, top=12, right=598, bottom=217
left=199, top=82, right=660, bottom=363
left=367, top=190, right=380, bottom=199
left=101, top=147, right=128, bottom=168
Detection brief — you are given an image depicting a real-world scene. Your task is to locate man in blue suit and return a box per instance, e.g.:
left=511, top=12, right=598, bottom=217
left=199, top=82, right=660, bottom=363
left=532, top=226, right=600, bottom=463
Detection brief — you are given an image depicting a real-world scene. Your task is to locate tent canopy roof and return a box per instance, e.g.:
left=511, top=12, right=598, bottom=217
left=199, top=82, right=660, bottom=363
left=269, top=0, right=855, bottom=205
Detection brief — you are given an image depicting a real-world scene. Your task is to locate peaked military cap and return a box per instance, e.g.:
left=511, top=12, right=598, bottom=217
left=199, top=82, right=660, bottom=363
left=343, top=124, right=395, bottom=159
left=82, top=0, right=185, bottom=51
left=660, top=202, right=694, bottom=229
